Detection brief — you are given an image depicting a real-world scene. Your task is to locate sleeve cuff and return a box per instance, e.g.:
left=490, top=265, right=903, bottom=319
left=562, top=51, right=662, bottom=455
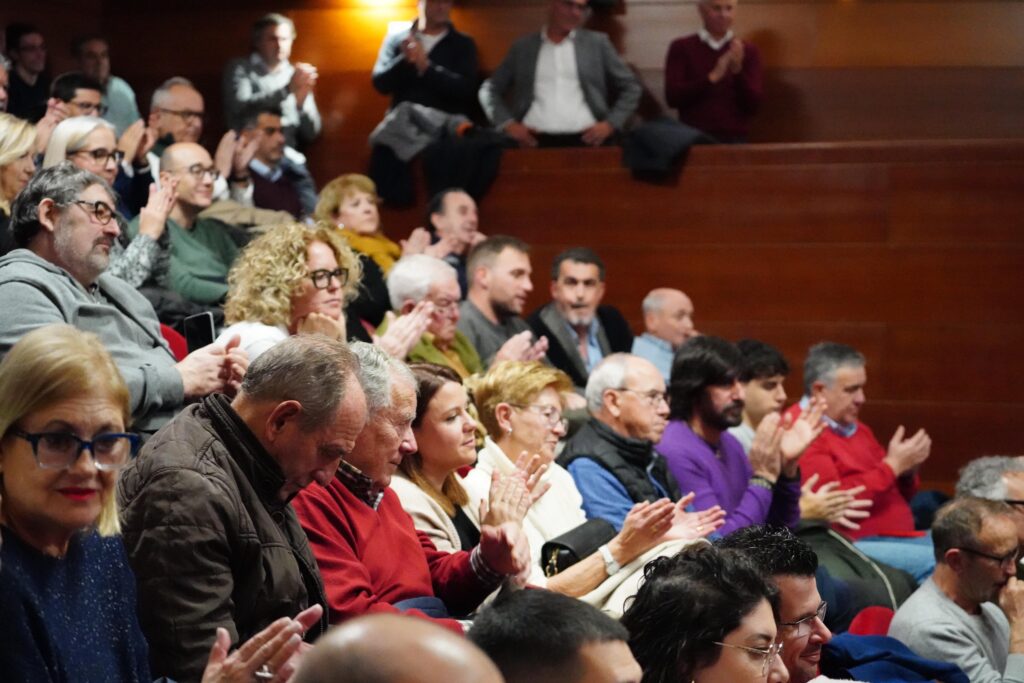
left=469, top=545, right=505, bottom=587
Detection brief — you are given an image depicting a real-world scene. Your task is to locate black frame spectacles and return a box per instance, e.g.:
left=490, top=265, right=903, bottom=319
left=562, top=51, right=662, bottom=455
left=9, top=429, right=141, bottom=471
left=73, top=148, right=124, bottom=166
left=159, top=108, right=204, bottom=122
left=70, top=100, right=109, bottom=116
left=957, top=546, right=1020, bottom=569
left=71, top=199, right=117, bottom=225
left=309, top=267, right=350, bottom=290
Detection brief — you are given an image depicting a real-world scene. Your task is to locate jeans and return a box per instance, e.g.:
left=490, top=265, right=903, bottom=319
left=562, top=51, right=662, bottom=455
left=854, top=532, right=934, bottom=584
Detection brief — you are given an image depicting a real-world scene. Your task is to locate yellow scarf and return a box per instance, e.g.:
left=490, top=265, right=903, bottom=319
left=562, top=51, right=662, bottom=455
left=339, top=228, right=402, bottom=274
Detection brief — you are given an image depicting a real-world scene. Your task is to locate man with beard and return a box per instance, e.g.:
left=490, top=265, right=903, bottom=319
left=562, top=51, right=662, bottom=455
left=889, top=497, right=1024, bottom=682
left=658, top=335, right=809, bottom=535
left=528, top=247, right=632, bottom=391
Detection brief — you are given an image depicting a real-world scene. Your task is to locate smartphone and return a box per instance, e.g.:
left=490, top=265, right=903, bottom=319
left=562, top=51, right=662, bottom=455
left=182, top=311, right=216, bottom=353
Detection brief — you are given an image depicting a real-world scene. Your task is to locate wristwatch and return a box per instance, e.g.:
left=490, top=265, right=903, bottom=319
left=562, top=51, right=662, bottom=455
left=598, top=544, right=621, bottom=576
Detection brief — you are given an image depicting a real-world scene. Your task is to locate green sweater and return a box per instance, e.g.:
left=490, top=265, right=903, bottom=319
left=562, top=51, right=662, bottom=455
left=128, top=215, right=239, bottom=305
left=376, top=315, right=484, bottom=376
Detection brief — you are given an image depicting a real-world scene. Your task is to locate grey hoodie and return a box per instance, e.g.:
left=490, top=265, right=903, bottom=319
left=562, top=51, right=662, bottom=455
left=0, top=249, right=184, bottom=433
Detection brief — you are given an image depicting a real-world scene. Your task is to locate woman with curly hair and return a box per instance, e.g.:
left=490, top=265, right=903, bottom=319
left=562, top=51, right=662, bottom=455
left=621, top=544, right=789, bottom=683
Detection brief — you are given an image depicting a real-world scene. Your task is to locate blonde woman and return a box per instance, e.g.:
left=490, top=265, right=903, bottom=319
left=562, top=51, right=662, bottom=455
left=0, top=113, right=36, bottom=254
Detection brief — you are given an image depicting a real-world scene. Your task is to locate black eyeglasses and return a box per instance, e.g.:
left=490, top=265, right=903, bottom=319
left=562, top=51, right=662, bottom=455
left=9, top=429, right=140, bottom=471
left=73, top=148, right=124, bottom=166
left=170, top=164, right=220, bottom=182
left=159, top=108, right=204, bottom=123
left=780, top=601, right=828, bottom=639
left=70, top=100, right=108, bottom=116
left=309, top=267, right=349, bottom=290
left=958, top=546, right=1020, bottom=569
left=1004, top=499, right=1024, bottom=509
left=71, top=199, right=116, bottom=225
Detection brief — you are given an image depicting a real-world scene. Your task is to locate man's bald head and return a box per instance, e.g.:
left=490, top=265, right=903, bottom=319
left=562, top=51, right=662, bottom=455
left=160, top=142, right=216, bottom=211
left=292, top=614, right=504, bottom=683
left=642, top=288, right=696, bottom=349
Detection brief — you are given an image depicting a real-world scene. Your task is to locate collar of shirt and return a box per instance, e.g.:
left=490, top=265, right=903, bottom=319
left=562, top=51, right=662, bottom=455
left=540, top=26, right=577, bottom=44
left=564, top=315, right=600, bottom=346
left=698, top=28, right=734, bottom=50
left=640, top=332, right=674, bottom=354
left=799, top=395, right=857, bottom=438
left=249, top=157, right=283, bottom=182
left=248, top=51, right=292, bottom=75
left=336, top=459, right=384, bottom=510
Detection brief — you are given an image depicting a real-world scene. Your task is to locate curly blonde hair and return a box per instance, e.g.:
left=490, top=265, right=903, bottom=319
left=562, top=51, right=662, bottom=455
left=224, top=222, right=362, bottom=327
left=314, top=173, right=379, bottom=226
left=465, top=361, right=573, bottom=440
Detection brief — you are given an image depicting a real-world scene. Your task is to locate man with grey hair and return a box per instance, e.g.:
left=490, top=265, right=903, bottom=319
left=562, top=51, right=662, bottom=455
left=119, top=335, right=368, bottom=681
left=957, top=456, right=1024, bottom=565
left=631, top=287, right=697, bottom=381
left=0, top=162, right=247, bottom=433
left=889, top=497, right=1024, bottom=682
left=788, top=341, right=935, bottom=582
left=293, top=342, right=530, bottom=632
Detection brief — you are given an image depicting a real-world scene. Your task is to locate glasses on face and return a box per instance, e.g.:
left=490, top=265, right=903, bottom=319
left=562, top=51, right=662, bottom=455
left=70, top=100, right=108, bottom=115
left=9, top=429, right=140, bottom=472
left=1004, top=499, right=1024, bottom=511
left=71, top=199, right=116, bottom=225
left=780, top=601, right=828, bottom=639
left=159, top=108, right=204, bottom=123
left=73, top=148, right=123, bottom=166
left=617, top=387, right=669, bottom=407
left=308, top=267, right=349, bottom=290
left=172, top=164, right=220, bottom=182
left=958, top=545, right=1021, bottom=570
left=712, top=640, right=784, bottom=677
left=510, top=404, right=568, bottom=432
left=427, top=297, right=459, bottom=312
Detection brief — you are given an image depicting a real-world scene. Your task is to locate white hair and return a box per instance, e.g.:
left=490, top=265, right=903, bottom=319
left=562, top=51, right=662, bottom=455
left=150, top=76, right=197, bottom=111
left=350, top=340, right=415, bottom=414
left=42, top=116, right=115, bottom=169
left=956, top=456, right=1024, bottom=500
left=386, top=254, right=458, bottom=311
left=585, top=353, right=633, bottom=413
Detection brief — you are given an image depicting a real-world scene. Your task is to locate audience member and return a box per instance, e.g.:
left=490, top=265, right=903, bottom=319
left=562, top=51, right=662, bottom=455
left=528, top=247, right=632, bottom=390
left=5, top=24, right=50, bottom=121
left=0, top=113, right=36, bottom=254
left=659, top=336, right=815, bottom=535
left=294, top=614, right=503, bottom=683
left=424, top=187, right=484, bottom=296
left=479, top=0, right=641, bottom=147
left=72, top=34, right=141, bottom=135
left=458, top=235, right=548, bottom=365
left=561, top=353, right=725, bottom=534
left=621, top=544, right=788, bottom=683
left=889, top=497, right=1024, bottom=682
left=790, top=341, right=935, bottom=582
left=665, top=0, right=763, bottom=142
left=224, top=13, right=321, bottom=150
left=119, top=336, right=361, bottom=680
left=470, top=589, right=642, bottom=683
left=957, top=456, right=1024, bottom=557
left=239, top=103, right=317, bottom=219
left=0, top=163, right=246, bottom=433
left=293, top=342, right=529, bottom=631
left=50, top=71, right=105, bottom=119
left=631, top=287, right=697, bottom=381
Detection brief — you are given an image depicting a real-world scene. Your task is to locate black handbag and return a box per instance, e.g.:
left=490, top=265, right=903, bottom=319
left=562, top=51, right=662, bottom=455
left=541, top=518, right=617, bottom=577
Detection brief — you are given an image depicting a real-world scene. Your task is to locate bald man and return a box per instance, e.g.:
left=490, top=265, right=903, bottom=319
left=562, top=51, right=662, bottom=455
left=127, top=142, right=243, bottom=308
left=292, top=614, right=504, bottom=683
left=631, top=288, right=697, bottom=381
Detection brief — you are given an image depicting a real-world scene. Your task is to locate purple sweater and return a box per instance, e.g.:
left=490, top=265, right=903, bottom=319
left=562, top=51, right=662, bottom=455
left=657, top=420, right=800, bottom=535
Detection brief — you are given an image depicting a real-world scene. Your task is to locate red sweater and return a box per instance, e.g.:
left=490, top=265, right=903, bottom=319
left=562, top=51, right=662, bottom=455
left=291, top=476, right=492, bottom=633
left=664, top=34, right=763, bottom=140
left=787, top=405, right=918, bottom=540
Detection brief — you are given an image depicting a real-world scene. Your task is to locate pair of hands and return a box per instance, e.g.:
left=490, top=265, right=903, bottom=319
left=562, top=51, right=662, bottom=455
left=201, top=605, right=322, bottom=683
left=710, top=39, right=746, bottom=82
left=749, top=397, right=828, bottom=482
left=479, top=451, right=552, bottom=527
left=372, top=301, right=436, bottom=359
left=214, top=130, right=260, bottom=183
left=117, top=119, right=158, bottom=167
left=289, top=63, right=319, bottom=106
left=883, top=425, right=932, bottom=477
left=401, top=35, right=431, bottom=75
left=504, top=121, right=615, bottom=148
left=177, top=335, right=249, bottom=400
left=400, top=226, right=486, bottom=260
left=494, top=329, right=549, bottom=363
left=799, top=473, right=873, bottom=530
left=612, top=492, right=727, bottom=564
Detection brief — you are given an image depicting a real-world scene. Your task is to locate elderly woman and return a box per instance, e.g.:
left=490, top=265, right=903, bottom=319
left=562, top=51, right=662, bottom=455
left=464, top=361, right=720, bottom=601
left=42, top=115, right=177, bottom=288
left=622, top=545, right=789, bottom=683
left=0, top=113, right=36, bottom=255
left=0, top=324, right=315, bottom=681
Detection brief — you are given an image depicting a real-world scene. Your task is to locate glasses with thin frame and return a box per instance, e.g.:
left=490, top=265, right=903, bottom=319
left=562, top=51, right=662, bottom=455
left=9, top=429, right=140, bottom=471
left=617, top=387, right=669, bottom=407
left=159, top=108, right=204, bottom=123
left=712, top=640, right=784, bottom=677
left=510, top=403, right=568, bottom=432
left=780, top=600, right=828, bottom=639
left=309, top=267, right=349, bottom=290
left=73, top=148, right=124, bottom=166
left=71, top=199, right=117, bottom=225
left=171, top=163, right=221, bottom=182
left=958, top=545, right=1021, bottom=570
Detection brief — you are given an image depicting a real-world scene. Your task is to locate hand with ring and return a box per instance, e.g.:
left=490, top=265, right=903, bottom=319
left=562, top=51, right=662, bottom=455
left=201, top=605, right=323, bottom=683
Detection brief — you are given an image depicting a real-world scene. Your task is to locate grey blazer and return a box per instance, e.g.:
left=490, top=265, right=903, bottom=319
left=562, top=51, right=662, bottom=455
left=479, top=29, right=641, bottom=131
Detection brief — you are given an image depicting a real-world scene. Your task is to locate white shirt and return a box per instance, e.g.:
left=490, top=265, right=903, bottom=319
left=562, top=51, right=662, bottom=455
left=418, top=29, right=447, bottom=54
left=522, top=30, right=597, bottom=134
left=699, top=28, right=734, bottom=51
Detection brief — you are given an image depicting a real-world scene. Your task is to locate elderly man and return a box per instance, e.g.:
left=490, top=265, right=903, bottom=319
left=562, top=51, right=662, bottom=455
left=457, top=235, right=548, bottom=365
left=559, top=353, right=680, bottom=529
left=293, top=342, right=529, bottom=632
left=239, top=103, right=317, bottom=219
left=528, top=247, right=632, bottom=391
left=665, top=0, right=763, bottom=142
left=293, top=614, right=503, bottom=683
left=0, top=163, right=246, bottom=433
left=73, top=34, right=141, bottom=135
left=425, top=188, right=483, bottom=296
left=890, top=497, right=1024, bottom=682
left=470, top=589, right=642, bottom=683
left=479, top=0, right=641, bottom=148
left=957, top=456, right=1024, bottom=576
left=631, top=287, right=697, bottom=381
left=223, top=13, right=321, bottom=150
left=118, top=335, right=362, bottom=680
left=789, top=341, right=935, bottom=582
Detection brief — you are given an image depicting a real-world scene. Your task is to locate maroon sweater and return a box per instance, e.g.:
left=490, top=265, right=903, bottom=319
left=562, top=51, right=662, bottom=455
left=664, top=34, right=763, bottom=140
left=292, top=476, right=493, bottom=633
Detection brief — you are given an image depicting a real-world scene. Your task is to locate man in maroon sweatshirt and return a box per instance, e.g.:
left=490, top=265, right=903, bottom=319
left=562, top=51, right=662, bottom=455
left=664, top=0, right=763, bottom=143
